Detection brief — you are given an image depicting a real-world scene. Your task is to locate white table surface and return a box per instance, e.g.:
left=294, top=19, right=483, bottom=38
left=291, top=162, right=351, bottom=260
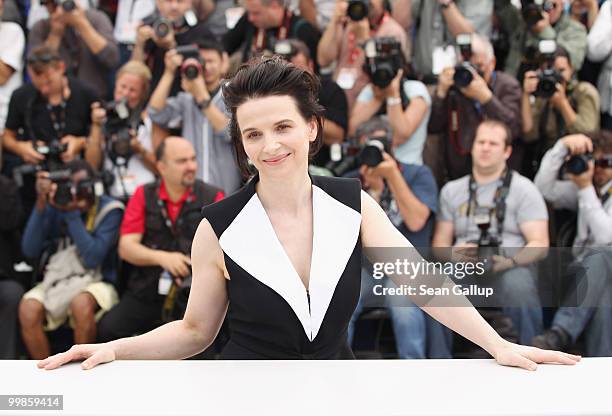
left=0, top=358, right=610, bottom=416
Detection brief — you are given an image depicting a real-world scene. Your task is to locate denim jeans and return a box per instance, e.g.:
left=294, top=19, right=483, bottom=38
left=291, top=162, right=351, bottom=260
left=553, top=250, right=612, bottom=356
left=348, top=268, right=426, bottom=359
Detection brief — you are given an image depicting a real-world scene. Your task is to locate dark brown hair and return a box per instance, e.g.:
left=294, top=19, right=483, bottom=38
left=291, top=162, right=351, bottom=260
left=222, top=56, right=324, bottom=178
left=26, top=46, right=63, bottom=75
left=586, top=130, right=612, bottom=154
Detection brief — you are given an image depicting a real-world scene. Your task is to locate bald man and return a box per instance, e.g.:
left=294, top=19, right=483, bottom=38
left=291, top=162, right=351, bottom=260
left=428, top=33, right=522, bottom=181
left=97, top=137, right=224, bottom=342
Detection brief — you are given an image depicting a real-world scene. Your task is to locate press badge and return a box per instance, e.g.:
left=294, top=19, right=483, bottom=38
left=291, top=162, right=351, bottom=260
left=158, top=271, right=172, bottom=295
left=336, top=68, right=358, bottom=90
left=432, top=45, right=457, bottom=75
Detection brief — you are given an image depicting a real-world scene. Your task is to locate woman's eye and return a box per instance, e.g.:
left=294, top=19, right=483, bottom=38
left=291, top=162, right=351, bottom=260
left=277, top=124, right=290, bottom=132
left=247, top=132, right=260, bottom=139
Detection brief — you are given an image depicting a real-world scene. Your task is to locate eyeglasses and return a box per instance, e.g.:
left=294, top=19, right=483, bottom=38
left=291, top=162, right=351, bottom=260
left=594, top=155, right=612, bottom=169
left=26, top=54, right=61, bottom=65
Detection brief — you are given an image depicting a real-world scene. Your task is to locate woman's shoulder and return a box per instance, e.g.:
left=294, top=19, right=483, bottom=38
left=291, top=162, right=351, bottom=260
left=311, top=175, right=362, bottom=213
left=200, top=183, right=253, bottom=238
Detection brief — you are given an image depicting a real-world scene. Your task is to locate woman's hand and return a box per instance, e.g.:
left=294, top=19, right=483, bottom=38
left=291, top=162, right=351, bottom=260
left=492, top=339, right=581, bottom=371
left=37, top=343, right=117, bottom=371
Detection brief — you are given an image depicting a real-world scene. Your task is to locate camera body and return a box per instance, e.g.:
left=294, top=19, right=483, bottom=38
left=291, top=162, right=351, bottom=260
left=325, top=134, right=392, bottom=176
left=37, top=140, right=68, bottom=172
left=533, top=39, right=562, bottom=99
left=41, top=0, right=76, bottom=12
left=561, top=153, right=593, bottom=176
left=453, top=33, right=482, bottom=88
left=347, top=0, right=369, bottom=21
left=48, top=171, right=103, bottom=207
left=142, top=10, right=197, bottom=39
left=103, top=98, right=134, bottom=162
left=176, top=44, right=204, bottom=80
left=521, top=0, right=555, bottom=27
left=362, top=37, right=402, bottom=89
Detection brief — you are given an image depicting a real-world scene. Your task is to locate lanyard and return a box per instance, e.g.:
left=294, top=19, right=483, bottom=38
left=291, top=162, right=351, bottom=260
left=466, top=167, right=513, bottom=241
left=156, top=185, right=194, bottom=238
left=47, top=100, right=67, bottom=140
left=253, top=8, right=292, bottom=52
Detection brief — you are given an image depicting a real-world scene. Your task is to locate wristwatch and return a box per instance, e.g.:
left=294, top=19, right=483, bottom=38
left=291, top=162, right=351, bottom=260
left=196, top=98, right=211, bottom=110
left=439, top=0, right=454, bottom=9
left=386, top=97, right=402, bottom=106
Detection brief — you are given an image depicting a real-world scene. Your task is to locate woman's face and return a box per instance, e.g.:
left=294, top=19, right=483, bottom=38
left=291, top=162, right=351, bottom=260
left=236, top=95, right=317, bottom=179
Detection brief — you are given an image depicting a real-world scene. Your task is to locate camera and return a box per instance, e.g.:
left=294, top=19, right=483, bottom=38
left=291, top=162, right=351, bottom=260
left=37, top=140, right=68, bottom=172
left=142, top=15, right=173, bottom=38
left=347, top=0, right=369, bottom=21
left=362, top=37, right=402, bottom=89
left=49, top=171, right=103, bottom=207
left=453, top=34, right=482, bottom=88
left=473, top=207, right=501, bottom=249
left=325, top=134, right=392, bottom=176
left=176, top=44, right=204, bottom=80
left=561, top=153, right=592, bottom=176
left=533, top=40, right=562, bottom=99
left=521, top=0, right=555, bottom=28
left=103, top=98, right=134, bottom=162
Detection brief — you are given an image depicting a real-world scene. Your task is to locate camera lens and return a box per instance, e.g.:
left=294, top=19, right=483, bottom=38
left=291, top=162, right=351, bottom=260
left=154, top=20, right=171, bottom=38
left=453, top=64, right=474, bottom=88
left=53, top=182, right=73, bottom=207
left=347, top=0, right=368, bottom=21
left=564, top=155, right=590, bottom=175
left=182, top=64, right=200, bottom=79
left=61, top=0, right=76, bottom=11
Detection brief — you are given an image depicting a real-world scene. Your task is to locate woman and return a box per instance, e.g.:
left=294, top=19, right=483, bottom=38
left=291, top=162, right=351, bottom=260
left=38, top=57, right=579, bottom=369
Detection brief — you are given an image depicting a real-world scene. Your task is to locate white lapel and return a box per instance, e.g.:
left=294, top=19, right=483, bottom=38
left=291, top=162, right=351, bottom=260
left=218, top=182, right=361, bottom=342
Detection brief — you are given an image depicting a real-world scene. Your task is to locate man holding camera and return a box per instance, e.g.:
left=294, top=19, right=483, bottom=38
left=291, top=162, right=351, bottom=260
left=85, top=60, right=158, bottom=201
left=149, top=39, right=241, bottom=194
left=317, top=0, right=408, bottom=110
left=533, top=132, right=612, bottom=356
left=432, top=120, right=549, bottom=350
left=508, top=0, right=587, bottom=79
left=97, top=137, right=223, bottom=342
left=28, top=0, right=119, bottom=98
left=429, top=34, right=521, bottom=181
left=18, top=159, right=124, bottom=359
left=345, top=116, right=438, bottom=358
left=521, top=45, right=600, bottom=176
left=222, top=0, right=320, bottom=66
left=1, top=47, right=97, bottom=210
left=348, top=37, right=430, bottom=165
left=132, top=0, right=216, bottom=96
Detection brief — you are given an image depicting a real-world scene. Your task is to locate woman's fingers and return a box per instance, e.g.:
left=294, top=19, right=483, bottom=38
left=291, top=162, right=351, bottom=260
left=504, top=353, right=538, bottom=371
left=38, top=345, right=95, bottom=370
left=81, top=349, right=114, bottom=370
left=526, top=348, right=580, bottom=365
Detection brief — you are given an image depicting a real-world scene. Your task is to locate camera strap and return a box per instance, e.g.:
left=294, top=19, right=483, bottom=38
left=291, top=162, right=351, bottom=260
left=448, top=90, right=469, bottom=156
left=253, top=8, right=292, bottom=52
left=46, top=85, right=68, bottom=140
left=466, top=167, right=513, bottom=242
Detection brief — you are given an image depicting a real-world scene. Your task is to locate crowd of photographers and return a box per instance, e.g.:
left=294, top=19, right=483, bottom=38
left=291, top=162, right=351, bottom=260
left=0, top=0, right=611, bottom=360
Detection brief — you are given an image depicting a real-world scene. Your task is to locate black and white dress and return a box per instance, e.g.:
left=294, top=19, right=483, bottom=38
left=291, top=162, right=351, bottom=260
left=201, top=174, right=362, bottom=359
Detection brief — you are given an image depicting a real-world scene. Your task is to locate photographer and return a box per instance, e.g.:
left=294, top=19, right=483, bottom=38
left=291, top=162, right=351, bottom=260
left=97, top=137, right=223, bottom=342
left=533, top=132, right=612, bottom=356
left=432, top=120, right=549, bottom=350
left=587, top=0, right=612, bottom=130
left=275, top=39, right=348, bottom=168
left=0, top=0, right=25, bottom=134
left=28, top=0, right=120, bottom=98
left=508, top=0, right=587, bottom=79
left=0, top=173, right=25, bottom=359
left=429, top=33, right=521, bottom=181
left=2, top=47, right=97, bottom=209
left=148, top=39, right=241, bottom=194
left=345, top=116, right=438, bottom=358
left=85, top=61, right=157, bottom=200
left=222, top=0, right=320, bottom=67
left=317, top=0, right=408, bottom=109
left=18, top=159, right=124, bottom=359
left=132, top=0, right=217, bottom=96
left=349, top=37, right=430, bottom=165
left=521, top=46, right=600, bottom=176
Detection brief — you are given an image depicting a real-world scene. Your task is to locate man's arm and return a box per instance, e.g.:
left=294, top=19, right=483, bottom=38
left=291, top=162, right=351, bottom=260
left=482, top=77, right=522, bottom=140
left=440, top=0, right=476, bottom=36
left=299, top=0, right=319, bottom=29
left=0, top=61, right=15, bottom=86
left=534, top=138, right=581, bottom=210
left=317, top=1, right=347, bottom=67
left=71, top=10, right=120, bottom=68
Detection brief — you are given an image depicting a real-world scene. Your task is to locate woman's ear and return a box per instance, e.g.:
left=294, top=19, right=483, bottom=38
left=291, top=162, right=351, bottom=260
left=308, top=118, right=318, bottom=143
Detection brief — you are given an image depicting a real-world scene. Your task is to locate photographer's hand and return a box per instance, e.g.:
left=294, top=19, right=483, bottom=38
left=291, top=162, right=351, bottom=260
left=19, top=141, right=46, bottom=165
left=533, top=10, right=551, bottom=34
left=348, top=17, right=370, bottom=42
left=436, top=67, right=455, bottom=99
left=359, top=165, right=384, bottom=203
left=153, top=27, right=176, bottom=50
left=35, top=171, right=52, bottom=211
left=47, top=7, right=66, bottom=49
left=549, top=82, right=568, bottom=109
left=60, top=135, right=85, bottom=162
left=158, top=252, right=192, bottom=279
left=383, top=69, right=403, bottom=99
left=459, top=72, right=492, bottom=104
left=163, top=49, right=183, bottom=76
left=181, top=76, right=209, bottom=102
left=561, top=133, right=593, bottom=155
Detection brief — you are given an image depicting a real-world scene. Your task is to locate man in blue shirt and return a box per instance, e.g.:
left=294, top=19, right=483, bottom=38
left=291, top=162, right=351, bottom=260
left=346, top=116, right=438, bottom=358
left=18, top=159, right=123, bottom=359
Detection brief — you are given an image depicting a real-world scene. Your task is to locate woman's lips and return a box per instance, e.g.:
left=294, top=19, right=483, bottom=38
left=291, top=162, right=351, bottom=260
left=263, top=153, right=290, bottom=164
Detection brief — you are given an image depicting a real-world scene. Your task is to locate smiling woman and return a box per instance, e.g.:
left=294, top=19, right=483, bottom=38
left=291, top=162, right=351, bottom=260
left=38, top=57, right=581, bottom=370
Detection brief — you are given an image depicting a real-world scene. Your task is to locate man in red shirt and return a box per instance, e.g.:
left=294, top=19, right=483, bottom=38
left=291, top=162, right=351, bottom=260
left=97, top=136, right=224, bottom=342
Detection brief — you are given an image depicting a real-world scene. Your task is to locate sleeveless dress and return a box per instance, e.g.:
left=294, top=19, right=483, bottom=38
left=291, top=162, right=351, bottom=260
left=201, top=174, right=363, bottom=359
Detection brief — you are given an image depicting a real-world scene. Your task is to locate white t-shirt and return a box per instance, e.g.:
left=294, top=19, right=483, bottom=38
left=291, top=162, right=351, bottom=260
left=114, top=0, right=156, bottom=44
left=356, top=79, right=431, bottom=165
left=0, top=21, right=25, bottom=133
left=104, top=116, right=156, bottom=199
